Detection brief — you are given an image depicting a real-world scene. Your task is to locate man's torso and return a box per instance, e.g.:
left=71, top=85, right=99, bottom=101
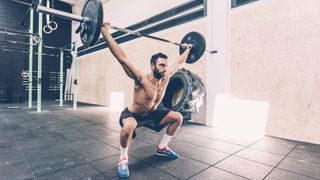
left=128, top=73, right=169, bottom=114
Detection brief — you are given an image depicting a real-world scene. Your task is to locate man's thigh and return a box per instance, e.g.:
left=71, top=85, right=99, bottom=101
left=159, top=111, right=181, bottom=126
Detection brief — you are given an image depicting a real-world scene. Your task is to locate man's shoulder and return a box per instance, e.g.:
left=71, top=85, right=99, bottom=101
left=134, top=73, right=147, bottom=86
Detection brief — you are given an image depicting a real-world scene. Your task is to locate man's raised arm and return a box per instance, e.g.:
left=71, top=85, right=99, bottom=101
left=101, top=22, right=142, bottom=81
left=168, top=44, right=190, bottom=76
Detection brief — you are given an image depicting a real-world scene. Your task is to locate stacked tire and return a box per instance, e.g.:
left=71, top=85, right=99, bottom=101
left=160, top=68, right=205, bottom=123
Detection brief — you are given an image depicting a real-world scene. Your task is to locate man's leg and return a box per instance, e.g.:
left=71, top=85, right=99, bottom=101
left=156, top=111, right=183, bottom=159
left=118, top=117, right=137, bottom=177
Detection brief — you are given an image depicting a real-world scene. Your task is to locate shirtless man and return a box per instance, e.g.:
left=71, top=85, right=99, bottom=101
left=101, top=22, right=190, bottom=178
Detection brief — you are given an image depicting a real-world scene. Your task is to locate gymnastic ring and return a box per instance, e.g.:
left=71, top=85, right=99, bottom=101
left=43, top=24, right=52, bottom=34
left=49, top=21, right=58, bottom=30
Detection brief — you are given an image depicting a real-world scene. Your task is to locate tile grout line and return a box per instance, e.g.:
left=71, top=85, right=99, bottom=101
left=2, top=116, right=37, bottom=180
left=186, top=136, right=265, bottom=179
left=262, top=142, right=299, bottom=180
left=275, top=167, right=320, bottom=180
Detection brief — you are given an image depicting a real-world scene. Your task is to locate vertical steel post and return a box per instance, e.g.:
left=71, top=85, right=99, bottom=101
left=59, top=48, right=64, bottom=106
left=72, top=42, right=78, bottom=110
left=37, top=0, right=43, bottom=112
left=28, top=7, right=34, bottom=108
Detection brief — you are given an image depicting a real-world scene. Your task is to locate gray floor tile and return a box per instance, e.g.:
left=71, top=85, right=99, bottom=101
left=278, top=156, right=320, bottom=179
left=0, top=161, right=34, bottom=180
left=0, top=149, right=26, bottom=167
left=92, top=155, right=177, bottom=179
left=37, top=164, right=105, bottom=180
left=110, top=139, right=152, bottom=152
left=129, top=145, right=164, bottom=164
left=0, top=121, right=8, bottom=129
left=79, top=125, right=118, bottom=139
left=67, top=119, right=94, bottom=127
left=0, top=136, right=18, bottom=154
left=180, top=124, right=218, bottom=137
left=129, top=139, right=153, bottom=151
left=203, top=140, right=245, bottom=154
left=265, top=168, right=316, bottom=180
left=250, top=136, right=297, bottom=155
left=29, top=151, right=86, bottom=177
left=189, top=167, right=249, bottom=180
left=118, top=165, right=178, bottom=180
left=215, top=133, right=262, bottom=147
left=50, top=128, right=93, bottom=142
left=174, top=131, right=213, bottom=146
left=289, top=143, right=320, bottom=164
left=73, top=144, right=119, bottom=162
left=152, top=156, right=209, bottom=179
left=100, top=133, right=120, bottom=145
left=135, top=128, right=163, bottom=145
left=167, top=138, right=200, bottom=154
left=16, top=137, right=61, bottom=151
left=235, top=147, right=285, bottom=166
left=180, top=146, right=229, bottom=165
left=89, top=155, right=120, bottom=179
left=215, top=156, right=273, bottom=179
left=0, top=128, right=13, bottom=138
left=22, top=143, right=71, bottom=162
left=64, top=137, right=107, bottom=151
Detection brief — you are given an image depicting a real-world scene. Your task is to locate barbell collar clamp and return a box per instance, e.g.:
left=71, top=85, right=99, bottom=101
left=207, top=50, right=218, bottom=54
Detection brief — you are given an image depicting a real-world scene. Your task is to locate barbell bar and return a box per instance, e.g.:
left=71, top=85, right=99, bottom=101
left=37, top=0, right=217, bottom=64
left=109, top=25, right=217, bottom=55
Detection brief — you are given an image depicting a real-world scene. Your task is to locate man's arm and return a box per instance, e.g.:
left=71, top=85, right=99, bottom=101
left=168, top=44, right=190, bottom=76
left=101, top=22, right=142, bottom=81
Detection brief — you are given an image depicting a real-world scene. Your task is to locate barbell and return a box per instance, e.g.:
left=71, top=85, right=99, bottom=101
left=37, top=0, right=217, bottom=64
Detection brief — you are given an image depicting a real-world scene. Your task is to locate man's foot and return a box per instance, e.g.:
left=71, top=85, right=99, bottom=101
left=117, top=157, right=129, bottom=178
left=156, top=146, right=179, bottom=159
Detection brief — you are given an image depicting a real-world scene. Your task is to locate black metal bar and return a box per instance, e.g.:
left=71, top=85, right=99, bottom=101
left=0, top=46, right=71, bottom=57
left=10, top=0, right=32, bottom=6
left=110, top=25, right=182, bottom=47
left=0, top=28, right=39, bottom=36
left=20, top=8, right=31, bottom=27
left=1, top=40, right=31, bottom=46
left=1, top=39, right=72, bottom=52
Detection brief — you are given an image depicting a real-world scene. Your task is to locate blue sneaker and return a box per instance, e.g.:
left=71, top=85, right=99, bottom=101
left=156, top=146, right=179, bottom=159
left=117, top=158, right=129, bottom=178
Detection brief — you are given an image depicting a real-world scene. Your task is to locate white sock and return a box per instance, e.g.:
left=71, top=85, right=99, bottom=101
left=158, top=134, right=173, bottom=149
left=120, top=146, right=128, bottom=160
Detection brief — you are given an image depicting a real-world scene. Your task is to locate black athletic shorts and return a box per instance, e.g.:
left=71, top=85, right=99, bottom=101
left=119, top=107, right=170, bottom=138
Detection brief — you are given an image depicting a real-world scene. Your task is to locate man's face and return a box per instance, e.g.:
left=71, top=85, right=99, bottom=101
left=152, top=58, right=168, bottom=79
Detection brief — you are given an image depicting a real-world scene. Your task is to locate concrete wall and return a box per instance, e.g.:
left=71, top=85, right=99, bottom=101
left=230, top=0, right=320, bottom=144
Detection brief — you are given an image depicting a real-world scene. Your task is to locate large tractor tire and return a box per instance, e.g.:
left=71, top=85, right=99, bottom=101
left=159, top=68, right=205, bottom=123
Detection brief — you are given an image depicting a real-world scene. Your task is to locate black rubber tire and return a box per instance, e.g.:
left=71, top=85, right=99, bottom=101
left=159, top=68, right=205, bottom=122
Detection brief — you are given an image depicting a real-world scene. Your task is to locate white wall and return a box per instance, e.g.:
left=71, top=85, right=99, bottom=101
left=230, top=0, right=320, bottom=144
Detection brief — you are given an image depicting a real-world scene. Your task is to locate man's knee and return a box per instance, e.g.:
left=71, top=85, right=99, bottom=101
left=174, top=112, right=183, bottom=125
left=121, top=119, right=137, bottom=136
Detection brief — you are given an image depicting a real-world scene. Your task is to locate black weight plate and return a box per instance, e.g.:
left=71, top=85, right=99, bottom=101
left=179, top=32, right=206, bottom=64
left=80, top=0, right=103, bottom=47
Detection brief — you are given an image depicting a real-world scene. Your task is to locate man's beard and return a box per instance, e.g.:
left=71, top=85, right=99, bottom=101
left=153, top=68, right=165, bottom=79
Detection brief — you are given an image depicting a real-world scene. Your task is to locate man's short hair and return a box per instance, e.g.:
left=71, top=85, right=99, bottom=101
left=150, top=52, right=168, bottom=65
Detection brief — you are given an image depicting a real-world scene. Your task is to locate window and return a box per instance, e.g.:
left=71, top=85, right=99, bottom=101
left=231, top=0, right=258, bottom=8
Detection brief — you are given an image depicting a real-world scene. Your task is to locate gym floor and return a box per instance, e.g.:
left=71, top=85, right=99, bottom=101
left=0, top=102, right=319, bottom=180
